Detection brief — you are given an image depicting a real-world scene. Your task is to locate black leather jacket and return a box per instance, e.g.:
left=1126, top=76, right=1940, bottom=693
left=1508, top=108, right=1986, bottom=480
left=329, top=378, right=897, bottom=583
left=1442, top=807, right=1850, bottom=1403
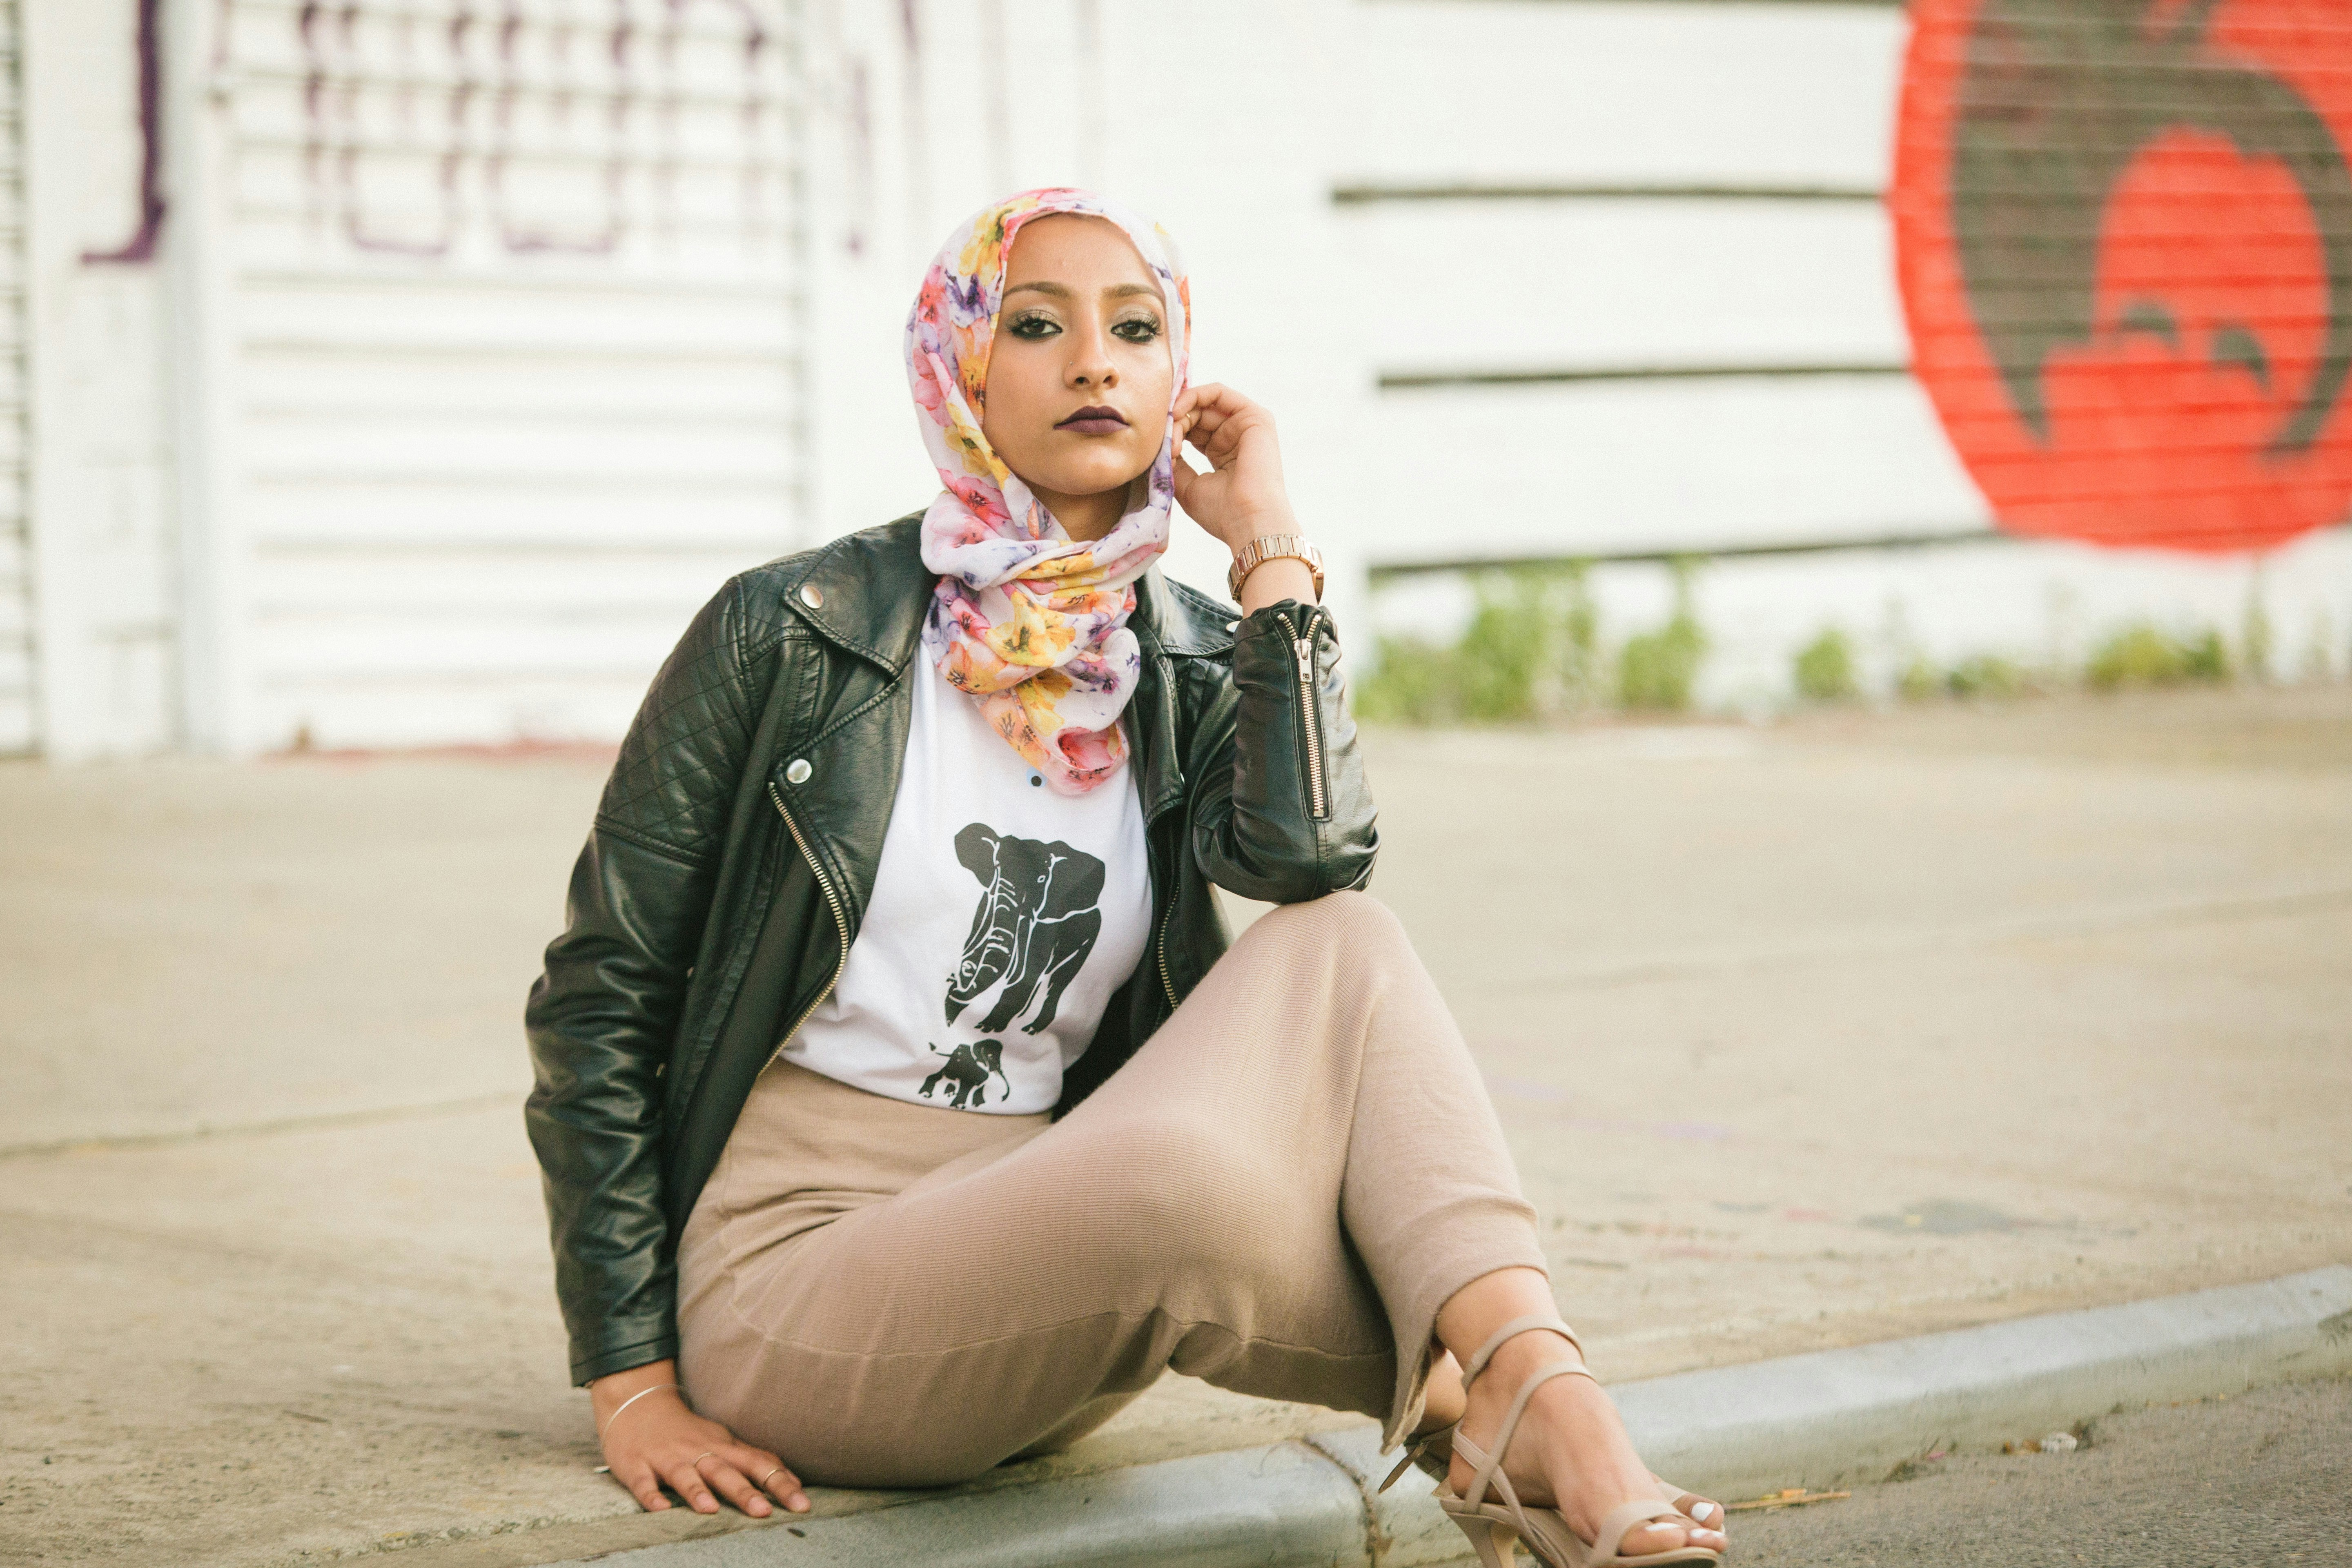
left=524, top=516, right=1378, bottom=1384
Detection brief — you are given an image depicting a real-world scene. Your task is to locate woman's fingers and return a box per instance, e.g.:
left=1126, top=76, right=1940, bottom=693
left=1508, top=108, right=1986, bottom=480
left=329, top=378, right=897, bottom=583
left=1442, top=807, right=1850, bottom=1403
left=614, top=1456, right=671, bottom=1512
left=1174, top=383, right=1263, bottom=463
left=1172, top=381, right=1227, bottom=420
left=661, top=1457, right=722, bottom=1514
left=697, top=1454, right=774, bottom=1519
left=731, top=1445, right=809, bottom=1512
left=1169, top=452, right=1205, bottom=506
left=1181, top=401, right=1233, bottom=455
left=1180, top=382, right=1252, bottom=419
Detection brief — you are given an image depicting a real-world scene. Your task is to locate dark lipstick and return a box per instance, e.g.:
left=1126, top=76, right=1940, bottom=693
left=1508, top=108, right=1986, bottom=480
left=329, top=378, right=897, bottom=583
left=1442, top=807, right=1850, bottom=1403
left=1055, top=405, right=1129, bottom=434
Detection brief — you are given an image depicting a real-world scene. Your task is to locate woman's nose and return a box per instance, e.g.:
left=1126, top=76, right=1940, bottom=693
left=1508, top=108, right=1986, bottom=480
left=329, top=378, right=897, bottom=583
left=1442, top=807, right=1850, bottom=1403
left=1065, top=329, right=1116, bottom=389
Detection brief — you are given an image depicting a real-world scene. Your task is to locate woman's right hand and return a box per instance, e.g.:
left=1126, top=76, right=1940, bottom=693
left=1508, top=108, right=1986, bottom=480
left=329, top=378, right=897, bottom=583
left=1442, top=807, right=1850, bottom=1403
left=591, top=1360, right=809, bottom=1517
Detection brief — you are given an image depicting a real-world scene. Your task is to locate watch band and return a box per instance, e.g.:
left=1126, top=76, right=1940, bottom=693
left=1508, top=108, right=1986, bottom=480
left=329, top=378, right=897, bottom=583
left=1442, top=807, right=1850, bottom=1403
left=1228, top=533, right=1325, bottom=603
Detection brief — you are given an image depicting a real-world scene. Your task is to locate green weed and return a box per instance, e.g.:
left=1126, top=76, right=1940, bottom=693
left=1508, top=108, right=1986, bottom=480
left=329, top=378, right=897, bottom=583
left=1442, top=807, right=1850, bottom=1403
left=2086, top=623, right=2229, bottom=690
left=1357, top=563, right=1604, bottom=725
left=1792, top=628, right=1860, bottom=703
left=1946, top=654, right=2029, bottom=699
left=1617, top=563, right=1708, bottom=711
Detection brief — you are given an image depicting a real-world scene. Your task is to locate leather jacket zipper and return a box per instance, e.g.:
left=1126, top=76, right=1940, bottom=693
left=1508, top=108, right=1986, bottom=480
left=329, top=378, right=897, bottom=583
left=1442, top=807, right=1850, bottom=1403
left=768, top=779, right=849, bottom=1045
left=1287, top=606, right=1331, bottom=821
left=1154, top=892, right=1180, bottom=1012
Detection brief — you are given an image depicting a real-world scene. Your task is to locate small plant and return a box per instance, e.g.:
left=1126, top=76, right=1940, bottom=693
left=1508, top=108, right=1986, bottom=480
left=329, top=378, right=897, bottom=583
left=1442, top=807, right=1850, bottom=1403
left=1617, top=562, right=1708, bottom=711
left=2183, top=628, right=2228, bottom=682
left=1946, top=654, right=2027, bottom=699
left=1456, top=566, right=1576, bottom=721
left=1898, top=653, right=1943, bottom=702
left=1792, top=627, right=1860, bottom=703
left=2301, top=610, right=2337, bottom=683
left=2242, top=585, right=2274, bottom=684
left=1556, top=565, right=1605, bottom=713
left=1356, top=634, right=1461, bottom=725
left=1358, top=563, right=1603, bottom=726
left=2086, top=622, right=2229, bottom=690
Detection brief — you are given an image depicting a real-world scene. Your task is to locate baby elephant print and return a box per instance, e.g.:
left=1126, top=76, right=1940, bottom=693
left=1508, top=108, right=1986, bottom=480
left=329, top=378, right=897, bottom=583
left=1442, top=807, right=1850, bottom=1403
left=921, top=1040, right=1010, bottom=1109
left=946, top=823, right=1105, bottom=1035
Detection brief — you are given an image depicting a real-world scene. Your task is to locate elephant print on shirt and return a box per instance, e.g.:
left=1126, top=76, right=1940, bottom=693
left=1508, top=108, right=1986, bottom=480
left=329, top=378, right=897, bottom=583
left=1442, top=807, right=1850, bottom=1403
left=945, top=823, right=1106, bottom=1036
left=920, top=1040, right=1010, bottom=1109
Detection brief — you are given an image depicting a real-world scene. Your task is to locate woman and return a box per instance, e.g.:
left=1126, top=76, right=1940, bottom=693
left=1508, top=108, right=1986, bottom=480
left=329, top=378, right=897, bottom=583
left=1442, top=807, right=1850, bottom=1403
left=525, top=189, right=1730, bottom=1568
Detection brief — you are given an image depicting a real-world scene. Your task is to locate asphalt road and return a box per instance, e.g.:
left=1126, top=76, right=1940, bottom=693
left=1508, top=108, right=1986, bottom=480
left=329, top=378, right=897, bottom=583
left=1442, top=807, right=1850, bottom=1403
left=1728, top=1376, right=2352, bottom=1568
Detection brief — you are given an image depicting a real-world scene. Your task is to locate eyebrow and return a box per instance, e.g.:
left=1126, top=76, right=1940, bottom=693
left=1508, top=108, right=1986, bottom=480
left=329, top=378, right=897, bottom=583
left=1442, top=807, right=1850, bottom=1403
left=1003, top=281, right=1161, bottom=303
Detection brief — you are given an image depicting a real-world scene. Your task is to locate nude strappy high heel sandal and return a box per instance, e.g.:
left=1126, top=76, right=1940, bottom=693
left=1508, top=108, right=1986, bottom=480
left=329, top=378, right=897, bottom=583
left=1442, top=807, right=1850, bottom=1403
left=1437, top=1313, right=1723, bottom=1568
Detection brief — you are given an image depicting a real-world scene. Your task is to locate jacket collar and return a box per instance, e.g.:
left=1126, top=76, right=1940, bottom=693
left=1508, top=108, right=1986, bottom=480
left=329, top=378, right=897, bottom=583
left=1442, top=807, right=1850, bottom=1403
left=783, top=512, right=1239, bottom=669
left=781, top=514, right=933, bottom=675
left=780, top=513, right=1236, bottom=821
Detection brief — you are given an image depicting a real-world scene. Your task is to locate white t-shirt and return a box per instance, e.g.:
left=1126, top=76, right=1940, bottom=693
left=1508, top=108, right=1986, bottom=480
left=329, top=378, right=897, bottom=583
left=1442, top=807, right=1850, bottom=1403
left=778, top=661, right=1154, bottom=1114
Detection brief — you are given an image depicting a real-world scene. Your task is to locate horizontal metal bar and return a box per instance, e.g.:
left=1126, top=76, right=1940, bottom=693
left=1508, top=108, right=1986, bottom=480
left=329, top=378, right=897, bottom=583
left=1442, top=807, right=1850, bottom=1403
left=1360, top=0, right=1899, bottom=8
left=238, top=338, right=800, bottom=367
left=1333, top=182, right=1884, bottom=205
left=1380, top=361, right=1910, bottom=390
left=1367, top=528, right=2007, bottom=580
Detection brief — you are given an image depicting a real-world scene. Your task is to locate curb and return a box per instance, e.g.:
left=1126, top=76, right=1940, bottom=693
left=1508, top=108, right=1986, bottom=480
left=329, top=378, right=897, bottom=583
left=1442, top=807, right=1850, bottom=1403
left=471, top=1266, right=2350, bottom=1568
left=1613, top=1263, right=2352, bottom=1501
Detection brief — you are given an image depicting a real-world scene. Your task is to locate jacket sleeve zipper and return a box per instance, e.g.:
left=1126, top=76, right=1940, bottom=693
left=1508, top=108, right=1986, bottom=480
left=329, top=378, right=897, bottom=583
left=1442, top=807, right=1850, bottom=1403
left=1287, top=606, right=1331, bottom=821
left=768, top=780, right=850, bottom=1048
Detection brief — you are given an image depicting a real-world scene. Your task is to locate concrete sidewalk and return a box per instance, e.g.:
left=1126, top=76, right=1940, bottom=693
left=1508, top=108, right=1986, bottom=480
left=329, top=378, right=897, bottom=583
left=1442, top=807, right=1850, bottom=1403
left=4, top=686, right=2349, bottom=1565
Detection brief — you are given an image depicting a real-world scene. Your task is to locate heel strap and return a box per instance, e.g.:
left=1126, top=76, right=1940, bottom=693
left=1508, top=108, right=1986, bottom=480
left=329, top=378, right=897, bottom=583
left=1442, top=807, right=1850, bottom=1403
left=1378, top=1421, right=1453, bottom=1494
left=1461, top=1312, right=1584, bottom=1392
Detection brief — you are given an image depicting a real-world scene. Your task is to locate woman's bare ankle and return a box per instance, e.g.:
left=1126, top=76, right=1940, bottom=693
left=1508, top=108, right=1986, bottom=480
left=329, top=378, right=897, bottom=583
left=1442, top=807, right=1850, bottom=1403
left=1414, top=1348, right=1466, bottom=1437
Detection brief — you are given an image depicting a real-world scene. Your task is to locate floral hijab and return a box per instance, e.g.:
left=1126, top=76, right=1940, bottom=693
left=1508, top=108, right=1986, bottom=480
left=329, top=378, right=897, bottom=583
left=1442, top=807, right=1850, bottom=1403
left=906, top=188, right=1191, bottom=795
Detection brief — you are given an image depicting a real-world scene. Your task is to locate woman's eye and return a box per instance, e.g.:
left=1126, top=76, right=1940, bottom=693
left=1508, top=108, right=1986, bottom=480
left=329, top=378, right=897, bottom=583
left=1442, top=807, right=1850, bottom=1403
left=1007, top=312, right=1060, bottom=340
left=1112, top=317, right=1162, bottom=343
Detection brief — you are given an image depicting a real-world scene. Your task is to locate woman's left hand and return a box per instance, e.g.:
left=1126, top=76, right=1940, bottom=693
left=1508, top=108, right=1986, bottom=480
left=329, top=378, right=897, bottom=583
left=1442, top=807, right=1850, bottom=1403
left=1171, top=383, right=1296, bottom=549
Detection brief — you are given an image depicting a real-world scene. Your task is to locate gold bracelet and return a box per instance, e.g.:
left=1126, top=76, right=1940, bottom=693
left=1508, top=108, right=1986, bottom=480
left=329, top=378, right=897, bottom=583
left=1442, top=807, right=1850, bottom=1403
left=1227, top=534, right=1325, bottom=603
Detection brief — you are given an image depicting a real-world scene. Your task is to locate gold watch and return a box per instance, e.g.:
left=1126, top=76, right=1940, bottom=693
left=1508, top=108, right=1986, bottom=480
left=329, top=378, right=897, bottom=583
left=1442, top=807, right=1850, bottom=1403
left=1227, top=533, right=1325, bottom=603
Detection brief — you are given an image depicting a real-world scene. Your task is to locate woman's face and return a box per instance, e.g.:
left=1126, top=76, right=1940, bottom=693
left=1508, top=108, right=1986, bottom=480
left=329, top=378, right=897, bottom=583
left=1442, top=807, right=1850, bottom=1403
left=979, top=214, right=1174, bottom=511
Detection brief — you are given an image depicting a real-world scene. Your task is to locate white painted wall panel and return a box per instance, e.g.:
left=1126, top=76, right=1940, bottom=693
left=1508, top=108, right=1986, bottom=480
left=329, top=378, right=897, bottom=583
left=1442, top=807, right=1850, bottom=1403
left=1339, top=0, right=1906, bottom=191
left=236, top=278, right=797, bottom=357
left=244, top=482, right=808, bottom=549
left=240, top=349, right=796, bottom=421
left=0, top=0, right=28, bottom=753
left=1342, top=0, right=1925, bottom=569
left=1369, top=376, right=1988, bottom=564
left=241, top=413, right=795, bottom=487
left=214, top=0, right=808, bottom=750
left=1340, top=197, right=1903, bottom=374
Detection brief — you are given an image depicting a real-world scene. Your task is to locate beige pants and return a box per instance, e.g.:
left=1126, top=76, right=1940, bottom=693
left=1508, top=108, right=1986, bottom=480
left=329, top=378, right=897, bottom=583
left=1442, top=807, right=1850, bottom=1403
left=676, top=891, right=1544, bottom=1488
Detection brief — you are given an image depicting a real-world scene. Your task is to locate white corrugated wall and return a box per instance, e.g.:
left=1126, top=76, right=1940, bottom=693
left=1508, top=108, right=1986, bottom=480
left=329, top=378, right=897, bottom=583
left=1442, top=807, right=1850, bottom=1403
left=213, top=0, right=805, bottom=750
left=1336, top=0, right=1979, bottom=565
left=0, top=0, right=30, bottom=754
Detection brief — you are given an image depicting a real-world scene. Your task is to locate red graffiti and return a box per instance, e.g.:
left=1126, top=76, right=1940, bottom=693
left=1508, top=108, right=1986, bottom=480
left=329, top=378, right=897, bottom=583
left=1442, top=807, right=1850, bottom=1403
left=1894, top=0, right=2352, bottom=551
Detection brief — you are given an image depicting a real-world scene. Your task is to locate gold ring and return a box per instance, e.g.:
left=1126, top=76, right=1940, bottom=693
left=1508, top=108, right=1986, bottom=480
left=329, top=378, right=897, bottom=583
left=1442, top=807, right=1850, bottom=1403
left=756, top=1465, right=783, bottom=1487
left=692, top=1451, right=715, bottom=1467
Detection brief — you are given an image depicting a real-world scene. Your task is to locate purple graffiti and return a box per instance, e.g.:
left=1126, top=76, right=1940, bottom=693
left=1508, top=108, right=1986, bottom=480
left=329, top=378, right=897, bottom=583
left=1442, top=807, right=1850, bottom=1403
left=301, top=0, right=469, bottom=256
left=488, top=0, right=623, bottom=255
left=83, top=0, right=168, bottom=265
